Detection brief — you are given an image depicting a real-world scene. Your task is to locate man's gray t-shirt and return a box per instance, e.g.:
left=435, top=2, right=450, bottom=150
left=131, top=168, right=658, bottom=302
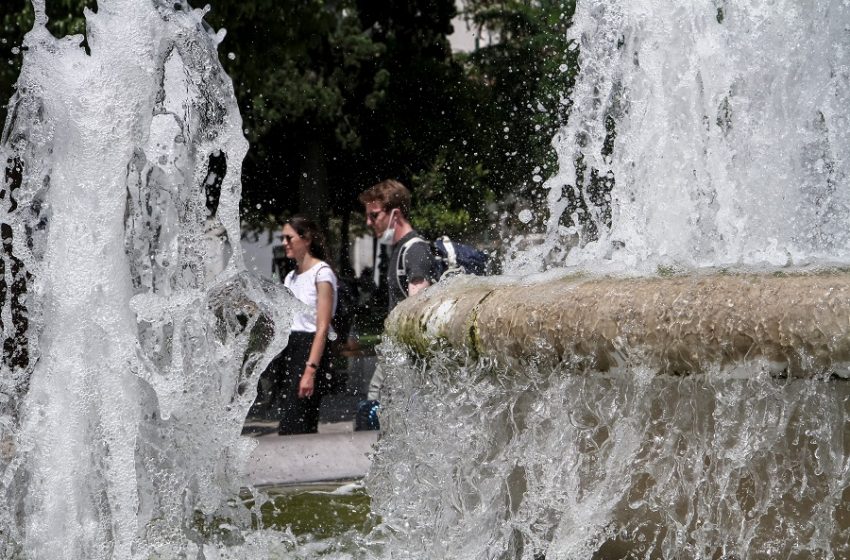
left=387, top=230, right=435, bottom=311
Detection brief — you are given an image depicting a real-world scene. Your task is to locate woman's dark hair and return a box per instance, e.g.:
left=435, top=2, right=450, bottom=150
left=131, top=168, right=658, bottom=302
left=286, top=215, right=329, bottom=262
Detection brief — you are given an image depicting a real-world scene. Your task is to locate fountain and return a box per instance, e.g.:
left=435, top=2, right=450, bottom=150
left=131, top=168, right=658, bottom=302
left=376, top=0, right=850, bottom=558
left=2, top=0, right=850, bottom=558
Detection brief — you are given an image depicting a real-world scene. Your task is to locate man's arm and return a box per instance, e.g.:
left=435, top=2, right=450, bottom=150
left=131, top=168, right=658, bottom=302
left=408, top=278, right=430, bottom=296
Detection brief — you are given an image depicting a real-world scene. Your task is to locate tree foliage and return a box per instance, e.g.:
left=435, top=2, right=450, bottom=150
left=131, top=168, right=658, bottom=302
left=457, top=0, right=578, bottom=235
left=204, top=0, right=389, bottom=231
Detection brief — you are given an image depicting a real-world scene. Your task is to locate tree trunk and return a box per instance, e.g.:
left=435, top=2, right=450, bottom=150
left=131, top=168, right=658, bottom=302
left=298, top=138, right=329, bottom=230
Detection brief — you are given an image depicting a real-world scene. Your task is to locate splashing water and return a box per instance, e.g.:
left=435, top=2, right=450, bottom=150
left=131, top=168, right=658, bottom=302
left=366, top=342, right=850, bottom=560
left=2, top=0, right=850, bottom=558
left=0, top=1, right=295, bottom=557
left=508, top=0, right=850, bottom=274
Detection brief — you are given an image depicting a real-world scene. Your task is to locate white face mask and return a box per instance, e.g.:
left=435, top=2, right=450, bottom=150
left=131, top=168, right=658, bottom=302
left=378, top=209, right=397, bottom=245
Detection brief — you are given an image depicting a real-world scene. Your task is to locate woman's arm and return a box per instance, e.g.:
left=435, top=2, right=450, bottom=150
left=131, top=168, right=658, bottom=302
left=298, top=280, right=335, bottom=398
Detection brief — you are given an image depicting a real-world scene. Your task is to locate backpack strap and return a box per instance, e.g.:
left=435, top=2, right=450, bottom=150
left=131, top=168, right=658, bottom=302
left=439, top=236, right=458, bottom=270
left=437, top=235, right=470, bottom=280
left=313, top=262, right=332, bottom=289
left=396, top=236, right=428, bottom=296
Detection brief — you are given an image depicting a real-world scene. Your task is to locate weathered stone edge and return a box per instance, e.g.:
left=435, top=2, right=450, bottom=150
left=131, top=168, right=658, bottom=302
left=385, top=271, right=850, bottom=376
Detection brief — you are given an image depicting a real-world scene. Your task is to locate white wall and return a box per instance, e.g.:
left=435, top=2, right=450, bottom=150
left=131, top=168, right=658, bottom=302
left=352, top=234, right=376, bottom=280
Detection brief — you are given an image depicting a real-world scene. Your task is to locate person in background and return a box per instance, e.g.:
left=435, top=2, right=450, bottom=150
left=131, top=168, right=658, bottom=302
left=355, top=179, right=436, bottom=430
left=274, top=215, right=337, bottom=435
left=359, top=179, right=435, bottom=310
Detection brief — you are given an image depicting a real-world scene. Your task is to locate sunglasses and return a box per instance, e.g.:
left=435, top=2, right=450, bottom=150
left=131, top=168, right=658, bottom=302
left=282, top=234, right=299, bottom=244
left=367, top=208, right=395, bottom=222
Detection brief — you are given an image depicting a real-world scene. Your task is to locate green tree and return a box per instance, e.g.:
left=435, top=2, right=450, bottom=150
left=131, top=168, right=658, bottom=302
left=351, top=0, right=488, bottom=240
left=212, top=0, right=489, bottom=269
left=458, top=0, right=579, bottom=234
left=205, top=0, right=387, bottom=240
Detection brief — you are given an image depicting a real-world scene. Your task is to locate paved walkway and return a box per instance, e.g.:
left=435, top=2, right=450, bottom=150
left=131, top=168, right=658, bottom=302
left=244, top=421, right=379, bottom=486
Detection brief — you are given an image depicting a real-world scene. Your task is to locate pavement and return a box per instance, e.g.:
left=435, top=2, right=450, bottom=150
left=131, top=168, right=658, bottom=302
left=244, top=421, right=379, bottom=486
left=242, top=350, right=380, bottom=486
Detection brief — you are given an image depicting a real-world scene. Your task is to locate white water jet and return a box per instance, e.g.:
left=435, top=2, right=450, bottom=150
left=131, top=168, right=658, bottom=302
left=509, top=0, right=850, bottom=274
left=0, top=1, right=294, bottom=557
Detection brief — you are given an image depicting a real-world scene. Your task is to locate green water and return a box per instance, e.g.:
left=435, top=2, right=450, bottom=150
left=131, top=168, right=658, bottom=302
left=178, top=482, right=379, bottom=558
left=252, top=482, right=376, bottom=538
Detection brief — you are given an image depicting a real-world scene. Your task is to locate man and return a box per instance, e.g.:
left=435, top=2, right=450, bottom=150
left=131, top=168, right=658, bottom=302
left=355, top=179, right=436, bottom=430
left=359, top=179, right=435, bottom=311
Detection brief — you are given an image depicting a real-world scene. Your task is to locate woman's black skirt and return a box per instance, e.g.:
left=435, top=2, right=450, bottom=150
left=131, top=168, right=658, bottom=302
left=270, top=330, right=331, bottom=435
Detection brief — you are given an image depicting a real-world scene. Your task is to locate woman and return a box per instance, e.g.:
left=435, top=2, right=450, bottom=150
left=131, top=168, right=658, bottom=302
left=275, top=215, right=337, bottom=435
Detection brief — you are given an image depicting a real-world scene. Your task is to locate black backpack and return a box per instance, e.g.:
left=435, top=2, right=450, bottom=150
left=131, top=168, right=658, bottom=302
left=396, top=235, right=489, bottom=295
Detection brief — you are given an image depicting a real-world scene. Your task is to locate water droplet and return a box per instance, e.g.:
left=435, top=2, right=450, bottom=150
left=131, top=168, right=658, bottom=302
left=518, top=209, right=534, bottom=224
left=227, top=52, right=235, bottom=60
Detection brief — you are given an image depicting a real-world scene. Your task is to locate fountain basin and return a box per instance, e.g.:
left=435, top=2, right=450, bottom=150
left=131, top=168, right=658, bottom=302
left=386, top=270, right=850, bottom=377
left=371, top=271, right=850, bottom=558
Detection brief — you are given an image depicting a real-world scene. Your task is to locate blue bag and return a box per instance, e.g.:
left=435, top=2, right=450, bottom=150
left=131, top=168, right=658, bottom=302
left=355, top=399, right=381, bottom=431
left=432, top=236, right=489, bottom=279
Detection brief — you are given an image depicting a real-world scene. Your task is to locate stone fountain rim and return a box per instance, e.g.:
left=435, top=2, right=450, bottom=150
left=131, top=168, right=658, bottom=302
left=385, top=267, right=850, bottom=378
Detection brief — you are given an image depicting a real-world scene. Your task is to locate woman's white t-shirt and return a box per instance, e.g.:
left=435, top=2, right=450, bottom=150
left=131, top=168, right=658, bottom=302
left=284, top=261, right=338, bottom=334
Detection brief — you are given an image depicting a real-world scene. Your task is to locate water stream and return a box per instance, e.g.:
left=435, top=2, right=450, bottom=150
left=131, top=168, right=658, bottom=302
left=507, top=0, right=850, bottom=274
left=364, top=342, right=850, bottom=559
left=0, top=1, right=296, bottom=557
